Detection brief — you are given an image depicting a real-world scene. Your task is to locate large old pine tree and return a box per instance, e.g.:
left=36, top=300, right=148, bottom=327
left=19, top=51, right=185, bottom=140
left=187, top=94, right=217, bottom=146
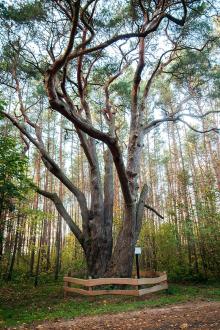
left=1, top=0, right=218, bottom=277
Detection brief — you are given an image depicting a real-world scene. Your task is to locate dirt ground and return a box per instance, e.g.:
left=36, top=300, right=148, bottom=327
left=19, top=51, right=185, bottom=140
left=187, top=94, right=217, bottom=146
left=20, top=301, right=220, bottom=330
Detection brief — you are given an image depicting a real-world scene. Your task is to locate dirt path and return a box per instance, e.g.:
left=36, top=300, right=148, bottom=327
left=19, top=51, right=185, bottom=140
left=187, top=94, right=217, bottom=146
left=25, top=301, right=220, bottom=330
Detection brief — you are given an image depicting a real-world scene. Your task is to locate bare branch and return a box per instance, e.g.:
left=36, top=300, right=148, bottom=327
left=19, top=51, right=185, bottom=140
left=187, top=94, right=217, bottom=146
left=144, top=116, right=177, bottom=134
left=179, top=118, right=220, bottom=134
left=144, top=110, right=220, bottom=135
left=145, top=204, right=164, bottom=219
left=179, top=110, right=220, bottom=120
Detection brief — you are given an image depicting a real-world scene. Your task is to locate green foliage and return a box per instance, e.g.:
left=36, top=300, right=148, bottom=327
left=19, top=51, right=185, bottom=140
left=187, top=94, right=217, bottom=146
left=0, top=1, right=45, bottom=24
left=139, top=210, right=220, bottom=281
left=167, top=44, right=220, bottom=98
left=178, top=5, right=212, bottom=42
left=0, top=99, right=6, bottom=120
left=110, top=79, right=131, bottom=101
left=58, top=234, right=86, bottom=277
left=0, top=43, right=41, bottom=80
left=177, top=169, right=190, bottom=186
left=0, top=98, right=6, bottom=112
left=0, top=135, right=32, bottom=212
left=93, top=2, right=132, bottom=29
left=92, top=61, right=119, bottom=84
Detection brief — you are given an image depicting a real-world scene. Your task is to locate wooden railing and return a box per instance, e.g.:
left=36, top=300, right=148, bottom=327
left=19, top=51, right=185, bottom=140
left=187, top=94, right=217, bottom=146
left=64, top=271, right=168, bottom=296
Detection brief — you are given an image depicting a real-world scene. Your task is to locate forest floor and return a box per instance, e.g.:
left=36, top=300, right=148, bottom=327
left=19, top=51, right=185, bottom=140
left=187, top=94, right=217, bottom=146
left=0, top=280, right=220, bottom=329
left=27, top=301, right=220, bottom=330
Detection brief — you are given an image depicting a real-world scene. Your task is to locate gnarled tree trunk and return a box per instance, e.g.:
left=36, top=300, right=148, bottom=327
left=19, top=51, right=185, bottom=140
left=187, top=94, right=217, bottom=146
left=2, top=0, right=190, bottom=278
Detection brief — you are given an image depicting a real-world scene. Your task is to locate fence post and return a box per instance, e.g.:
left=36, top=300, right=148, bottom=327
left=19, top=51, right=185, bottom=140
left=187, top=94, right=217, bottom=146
left=64, top=279, right=68, bottom=298
left=88, top=276, right=92, bottom=295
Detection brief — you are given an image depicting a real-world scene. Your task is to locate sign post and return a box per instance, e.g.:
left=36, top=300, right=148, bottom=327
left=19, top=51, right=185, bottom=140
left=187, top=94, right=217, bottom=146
left=135, top=247, right=141, bottom=279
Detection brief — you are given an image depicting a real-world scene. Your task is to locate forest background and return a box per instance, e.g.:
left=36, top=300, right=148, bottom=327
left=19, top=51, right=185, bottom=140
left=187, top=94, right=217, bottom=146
left=0, top=0, right=220, bottom=286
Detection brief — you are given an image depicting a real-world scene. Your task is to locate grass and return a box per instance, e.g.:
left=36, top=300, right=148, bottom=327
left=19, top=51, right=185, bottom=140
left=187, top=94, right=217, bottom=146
left=0, top=280, right=220, bottom=328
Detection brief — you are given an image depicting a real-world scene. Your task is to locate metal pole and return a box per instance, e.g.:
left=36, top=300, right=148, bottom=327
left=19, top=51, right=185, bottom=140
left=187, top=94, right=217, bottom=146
left=136, top=254, right=140, bottom=279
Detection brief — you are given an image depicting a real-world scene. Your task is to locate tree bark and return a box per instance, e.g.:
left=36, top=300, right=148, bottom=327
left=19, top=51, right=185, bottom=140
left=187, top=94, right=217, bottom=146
left=6, top=212, right=20, bottom=281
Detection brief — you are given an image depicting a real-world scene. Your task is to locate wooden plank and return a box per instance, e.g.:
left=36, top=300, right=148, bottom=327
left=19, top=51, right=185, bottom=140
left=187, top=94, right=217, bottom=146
left=63, top=276, right=168, bottom=287
left=64, top=286, right=90, bottom=295
left=63, top=277, right=138, bottom=286
left=63, top=277, right=89, bottom=286
left=87, top=278, right=138, bottom=286
left=138, top=282, right=168, bottom=296
left=137, top=274, right=167, bottom=285
left=88, top=289, right=139, bottom=296
left=134, top=271, right=166, bottom=278
left=64, top=286, right=139, bottom=296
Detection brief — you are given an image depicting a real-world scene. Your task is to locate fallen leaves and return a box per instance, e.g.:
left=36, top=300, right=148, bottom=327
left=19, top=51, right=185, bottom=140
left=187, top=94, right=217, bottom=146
left=16, top=301, right=220, bottom=330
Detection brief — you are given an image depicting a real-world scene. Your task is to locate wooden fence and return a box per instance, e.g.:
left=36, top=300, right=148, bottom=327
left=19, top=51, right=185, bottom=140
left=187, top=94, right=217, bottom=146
left=64, top=271, right=168, bottom=296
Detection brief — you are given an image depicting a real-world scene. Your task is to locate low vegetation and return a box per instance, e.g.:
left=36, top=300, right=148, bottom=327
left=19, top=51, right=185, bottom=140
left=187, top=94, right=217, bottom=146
left=1, top=278, right=220, bottom=328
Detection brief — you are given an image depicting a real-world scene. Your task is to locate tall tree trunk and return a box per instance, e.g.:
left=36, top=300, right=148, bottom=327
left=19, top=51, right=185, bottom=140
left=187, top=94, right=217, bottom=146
left=6, top=212, right=21, bottom=281
left=0, top=199, right=5, bottom=262
left=55, top=214, right=62, bottom=280
left=29, top=153, right=41, bottom=276
left=55, top=117, right=63, bottom=280
left=105, top=205, right=136, bottom=277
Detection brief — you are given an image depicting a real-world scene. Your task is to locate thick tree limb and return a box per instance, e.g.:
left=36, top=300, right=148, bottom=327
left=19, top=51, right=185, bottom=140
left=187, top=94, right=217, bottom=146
left=46, top=98, right=133, bottom=206
left=126, top=36, right=146, bottom=194
left=165, top=0, right=187, bottom=26
left=49, top=0, right=81, bottom=74
left=37, top=188, right=85, bottom=247
left=45, top=0, right=190, bottom=208
left=103, top=149, right=114, bottom=240
left=2, top=111, right=89, bottom=226
left=136, top=184, right=149, bottom=238
left=68, top=0, right=187, bottom=60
